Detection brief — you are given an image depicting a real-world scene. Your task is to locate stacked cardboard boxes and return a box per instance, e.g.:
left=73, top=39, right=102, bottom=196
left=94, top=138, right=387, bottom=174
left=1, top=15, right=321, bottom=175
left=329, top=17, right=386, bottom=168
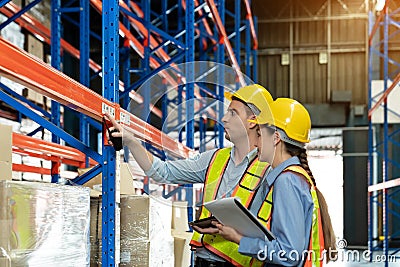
left=171, top=201, right=192, bottom=267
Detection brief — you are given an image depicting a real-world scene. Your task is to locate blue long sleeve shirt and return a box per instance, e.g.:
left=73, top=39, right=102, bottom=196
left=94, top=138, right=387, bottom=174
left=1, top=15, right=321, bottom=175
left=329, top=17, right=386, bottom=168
left=240, top=156, right=314, bottom=266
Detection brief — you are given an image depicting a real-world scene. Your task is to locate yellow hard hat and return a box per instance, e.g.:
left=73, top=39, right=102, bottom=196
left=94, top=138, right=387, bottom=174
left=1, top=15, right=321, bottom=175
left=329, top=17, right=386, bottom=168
left=224, top=84, right=273, bottom=112
left=251, top=98, right=311, bottom=144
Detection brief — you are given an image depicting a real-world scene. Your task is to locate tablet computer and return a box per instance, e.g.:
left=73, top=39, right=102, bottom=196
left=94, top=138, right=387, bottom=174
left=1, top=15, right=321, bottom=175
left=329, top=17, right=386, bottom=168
left=204, top=197, right=275, bottom=241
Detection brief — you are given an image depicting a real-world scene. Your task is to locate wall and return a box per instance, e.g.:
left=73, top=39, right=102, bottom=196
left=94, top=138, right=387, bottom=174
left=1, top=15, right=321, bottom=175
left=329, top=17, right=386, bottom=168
left=254, top=0, right=368, bottom=108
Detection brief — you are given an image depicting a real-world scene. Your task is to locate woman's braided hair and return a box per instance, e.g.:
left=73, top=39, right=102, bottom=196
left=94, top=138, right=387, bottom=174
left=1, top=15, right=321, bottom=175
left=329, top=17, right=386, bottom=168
left=284, top=142, right=337, bottom=262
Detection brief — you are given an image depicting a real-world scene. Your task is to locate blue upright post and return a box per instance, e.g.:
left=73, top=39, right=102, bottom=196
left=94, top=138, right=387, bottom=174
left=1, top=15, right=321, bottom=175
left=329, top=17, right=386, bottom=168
left=234, top=0, right=241, bottom=69
left=245, top=19, right=251, bottom=77
left=80, top=0, right=90, bottom=166
left=161, top=79, right=169, bottom=133
left=102, top=0, right=119, bottom=265
left=142, top=0, right=150, bottom=123
left=367, top=10, right=374, bottom=262
left=217, top=0, right=225, bottom=149
left=161, top=0, right=168, bottom=32
left=198, top=19, right=207, bottom=152
left=50, top=0, right=61, bottom=183
left=178, top=83, right=183, bottom=142
left=185, top=0, right=195, bottom=225
left=252, top=16, right=258, bottom=82
left=177, top=0, right=183, bottom=41
left=383, top=6, right=389, bottom=266
left=199, top=116, right=206, bottom=152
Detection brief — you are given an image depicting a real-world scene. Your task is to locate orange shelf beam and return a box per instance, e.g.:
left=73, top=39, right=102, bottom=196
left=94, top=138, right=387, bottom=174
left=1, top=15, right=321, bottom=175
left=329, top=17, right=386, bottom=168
left=13, top=133, right=97, bottom=168
left=0, top=36, right=192, bottom=159
left=12, top=163, right=51, bottom=175
left=0, top=2, right=162, bottom=118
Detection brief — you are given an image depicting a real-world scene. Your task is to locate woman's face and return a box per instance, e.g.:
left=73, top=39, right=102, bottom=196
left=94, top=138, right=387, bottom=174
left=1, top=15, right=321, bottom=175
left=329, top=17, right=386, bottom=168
left=256, top=126, right=276, bottom=163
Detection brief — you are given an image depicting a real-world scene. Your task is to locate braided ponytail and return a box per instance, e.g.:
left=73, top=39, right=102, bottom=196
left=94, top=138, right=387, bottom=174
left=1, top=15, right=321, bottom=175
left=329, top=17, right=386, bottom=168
left=284, top=142, right=337, bottom=262
left=298, top=149, right=317, bottom=187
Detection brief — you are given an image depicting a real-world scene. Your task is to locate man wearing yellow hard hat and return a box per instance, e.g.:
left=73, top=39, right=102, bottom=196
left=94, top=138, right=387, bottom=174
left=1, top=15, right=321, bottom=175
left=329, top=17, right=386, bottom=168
left=105, top=84, right=273, bottom=266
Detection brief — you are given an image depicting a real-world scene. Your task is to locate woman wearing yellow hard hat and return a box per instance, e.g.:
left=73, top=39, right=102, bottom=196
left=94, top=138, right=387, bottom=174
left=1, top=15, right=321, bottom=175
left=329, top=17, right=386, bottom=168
left=214, top=98, right=337, bottom=266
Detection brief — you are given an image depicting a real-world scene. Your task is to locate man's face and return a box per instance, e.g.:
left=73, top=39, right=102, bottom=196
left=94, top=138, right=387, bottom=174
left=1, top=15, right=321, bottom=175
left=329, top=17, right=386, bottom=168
left=222, top=100, right=252, bottom=143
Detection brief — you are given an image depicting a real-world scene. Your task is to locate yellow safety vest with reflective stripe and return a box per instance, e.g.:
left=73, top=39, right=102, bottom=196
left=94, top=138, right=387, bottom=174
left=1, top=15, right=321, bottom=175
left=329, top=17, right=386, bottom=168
left=190, top=147, right=270, bottom=267
left=254, top=165, right=324, bottom=267
left=283, top=166, right=324, bottom=267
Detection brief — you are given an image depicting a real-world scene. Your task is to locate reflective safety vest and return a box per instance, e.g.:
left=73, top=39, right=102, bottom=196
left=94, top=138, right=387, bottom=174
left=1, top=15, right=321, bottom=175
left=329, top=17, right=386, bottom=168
left=282, top=166, right=325, bottom=267
left=251, top=165, right=324, bottom=267
left=190, top=147, right=270, bottom=266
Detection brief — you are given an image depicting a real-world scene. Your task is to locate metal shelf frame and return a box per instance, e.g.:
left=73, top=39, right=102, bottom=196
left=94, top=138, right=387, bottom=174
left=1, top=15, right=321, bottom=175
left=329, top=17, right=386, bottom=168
left=0, top=0, right=258, bottom=265
left=0, top=35, right=192, bottom=266
left=0, top=2, right=163, bottom=117
left=368, top=1, right=400, bottom=266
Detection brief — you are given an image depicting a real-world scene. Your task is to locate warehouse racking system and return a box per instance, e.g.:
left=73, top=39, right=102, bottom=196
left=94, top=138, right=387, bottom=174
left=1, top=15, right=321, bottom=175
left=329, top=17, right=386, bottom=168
left=0, top=0, right=258, bottom=265
left=368, top=0, right=400, bottom=265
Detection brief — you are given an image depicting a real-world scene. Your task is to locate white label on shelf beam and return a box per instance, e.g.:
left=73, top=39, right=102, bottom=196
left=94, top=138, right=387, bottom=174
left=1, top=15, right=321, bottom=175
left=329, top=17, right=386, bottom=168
left=120, top=112, right=130, bottom=125
left=102, top=103, right=115, bottom=117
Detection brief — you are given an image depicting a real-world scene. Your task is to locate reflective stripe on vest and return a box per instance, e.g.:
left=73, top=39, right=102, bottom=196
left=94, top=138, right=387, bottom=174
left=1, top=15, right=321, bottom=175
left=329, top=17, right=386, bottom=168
left=256, top=185, right=273, bottom=230
left=283, top=166, right=324, bottom=267
left=190, top=147, right=270, bottom=267
left=190, top=148, right=231, bottom=247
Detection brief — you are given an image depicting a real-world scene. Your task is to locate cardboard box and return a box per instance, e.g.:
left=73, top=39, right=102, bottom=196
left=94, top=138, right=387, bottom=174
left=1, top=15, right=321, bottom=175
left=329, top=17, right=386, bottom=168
left=172, top=201, right=190, bottom=232
left=120, top=195, right=172, bottom=240
left=172, top=230, right=192, bottom=267
left=22, top=88, right=39, bottom=104
left=0, top=161, right=12, bottom=181
left=26, top=34, right=43, bottom=60
left=0, top=123, right=12, bottom=163
left=0, top=257, right=11, bottom=267
left=120, top=163, right=135, bottom=195
left=78, top=162, right=135, bottom=195
left=120, top=240, right=150, bottom=267
left=120, top=239, right=174, bottom=267
left=77, top=167, right=101, bottom=189
left=0, top=123, right=12, bottom=181
left=119, top=195, right=174, bottom=266
left=29, top=0, right=51, bottom=29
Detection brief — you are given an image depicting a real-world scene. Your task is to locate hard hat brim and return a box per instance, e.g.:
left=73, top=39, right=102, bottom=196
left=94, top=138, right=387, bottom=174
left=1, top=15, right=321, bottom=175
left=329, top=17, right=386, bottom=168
left=224, top=91, right=247, bottom=103
left=224, top=91, right=233, bottom=101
